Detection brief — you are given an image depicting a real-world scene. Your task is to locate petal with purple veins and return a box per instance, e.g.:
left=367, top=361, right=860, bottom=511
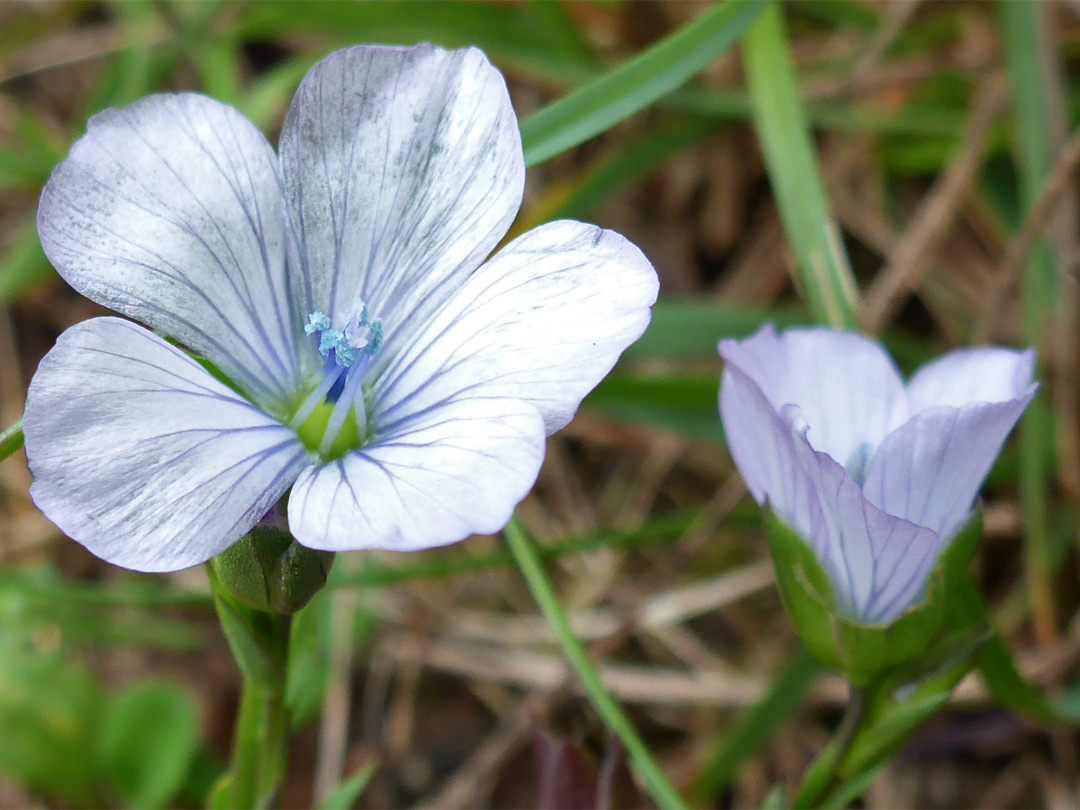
left=370, top=220, right=658, bottom=436
left=862, top=395, right=1035, bottom=541
left=23, top=317, right=310, bottom=572
left=279, top=44, right=524, bottom=351
left=37, top=93, right=301, bottom=415
left=719, top=325, right=907, bottom=475
left=287, top=397, right=544, bottom=552
left=720, top=359, right=942, bottom=624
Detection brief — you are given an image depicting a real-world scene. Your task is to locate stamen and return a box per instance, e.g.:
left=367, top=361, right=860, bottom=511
left=319, top=364, right=366, bottom=457
left=296, top=298, right=384, bottom=458
left=290, top=359, right=346, bottom=428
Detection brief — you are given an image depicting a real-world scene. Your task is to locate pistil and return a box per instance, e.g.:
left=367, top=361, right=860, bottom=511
left=292, top=299, right=383, bottom=459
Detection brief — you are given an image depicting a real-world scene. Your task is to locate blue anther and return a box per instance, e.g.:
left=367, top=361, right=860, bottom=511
left=305, top=311, right=331, bottom=335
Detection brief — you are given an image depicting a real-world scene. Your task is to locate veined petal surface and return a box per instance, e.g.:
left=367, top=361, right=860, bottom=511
left=287, top=398, right=544, bottom=552
left=279, top=43, right=524, bottom=352
left=862, top=396, right=1035, bottom=540
left=721, top=359, right=941, bottom=624
left=23, top=318, right=310, bottom=572
left=719, top=326, right=906, bottom=472
left=371, top=221, right=658, bottom=436
left=37, top=94, right=300, bottom=415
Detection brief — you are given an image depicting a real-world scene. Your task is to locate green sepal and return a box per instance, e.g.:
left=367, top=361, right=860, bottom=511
left=211, top=525, right=335, bottom=615
left=765, top=510, right=984, bottom=687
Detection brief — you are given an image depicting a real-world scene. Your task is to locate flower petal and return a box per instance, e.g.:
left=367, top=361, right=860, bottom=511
left=720, top=363, right=941, bottom=624
left=906, top=346, right=1036, bottom=412
left=862, top=394, right=1035, bottom=540
left=37, top=94, right=301, bottom=415
left=279, top=43, right=524, bottom=348
left=287, top=398, right=544, bottom=552
left=719, top=325, right=907, bottom=471
left=23, top=317, right=310, bottom=572
left=370, top=220, right=658, bottom=436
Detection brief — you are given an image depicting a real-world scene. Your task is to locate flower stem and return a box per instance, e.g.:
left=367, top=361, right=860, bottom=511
left=789, top=686, right=867, bottom=809
left=504, top=516, right=688, bottom=810
left=207, top=563, right=291, bottom=808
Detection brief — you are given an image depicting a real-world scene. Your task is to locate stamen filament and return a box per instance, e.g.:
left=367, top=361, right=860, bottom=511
left=319, top=365, right=366, bottom=457
left=290, top=361, right=346, bottom=429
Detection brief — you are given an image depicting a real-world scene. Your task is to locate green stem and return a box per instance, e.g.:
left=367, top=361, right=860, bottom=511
left=504, top=516, right=688, bottom=810
left=789, top=687, right=867, bottom=809
left=207, top=562, right=291, bottom=809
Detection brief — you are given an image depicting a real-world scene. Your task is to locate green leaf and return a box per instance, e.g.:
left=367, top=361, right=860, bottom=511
left=519, top=0, right=764, bottom=166
left=0, top=420, right=23, bottom=463
left=0, top=215, right=52, bottom=304
left=952, top=576, right=1080, bottom=725
left=542, top=118, right=718, bottom=223
left=234, top=1, right=595, bottom=85
left=316, top=758, right=379, bottom=810
left=626, top=300, right=807, bottom=360
left=742, top=2, right=859, bottom=328
left=690, top=647, right=821, bottom=804
left=97, top=682, right=199, bottom=809
left=585, top=374, right=724, bottom=441
left=0, top=648, right=102, bottom=806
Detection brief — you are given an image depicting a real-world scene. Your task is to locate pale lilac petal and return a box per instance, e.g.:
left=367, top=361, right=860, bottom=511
left=279, top=43, right=524, bottom=354
left=23, top=318, right=310, bottom=572
left=370, top=221, right=657, bottom=435
left=287, top=398, right=544, bottom=552
left=862, top=394, right=1035, bottom=540
left=720, top=363, right=940, bottom=623
left=906, top=347, right=1036, bottom=412
left=719, top=325, right=907, bottom=473
left=37, top=94, right=301, bottom=415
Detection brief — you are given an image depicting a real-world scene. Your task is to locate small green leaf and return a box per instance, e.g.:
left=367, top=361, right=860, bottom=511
left=316, top=758, right=379, bottom=810
left=519, top=0, right=765, bottom=166
left=97, top=682, right=199, bottom=809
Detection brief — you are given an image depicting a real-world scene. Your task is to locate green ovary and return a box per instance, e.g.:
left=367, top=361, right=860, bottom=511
left=295, top=399, right=362, bottom=461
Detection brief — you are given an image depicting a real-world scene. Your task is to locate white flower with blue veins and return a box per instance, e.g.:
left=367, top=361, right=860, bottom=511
left=719, top=325, right=1036, bottom=625
left=24, top=43, right=658, bottom=571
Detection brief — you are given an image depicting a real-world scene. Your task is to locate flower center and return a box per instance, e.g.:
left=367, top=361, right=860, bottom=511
left=290, top=298, right=384, bottom=459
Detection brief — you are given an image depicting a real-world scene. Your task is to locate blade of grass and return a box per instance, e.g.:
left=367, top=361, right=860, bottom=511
left=0, top=419, right=23, bottom=462
left=1000, top=0, right=1062, bottom=649
left=519, top=0, right=764, bottom=167
left=742, top=2, right=859, bottom=328
left=504, top=516, right=688, bottom=810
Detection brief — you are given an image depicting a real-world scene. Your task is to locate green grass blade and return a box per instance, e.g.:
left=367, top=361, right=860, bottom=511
left=742, top=2, right=859, bottom=328
left=0, top=419, right=24, bottom=463
left=690, top=647, right=821, bottom=804
left=519, top=0, right=764, bottom=167
left=505, top=517, right=688, bottom=810
left=316, top=758, right=379, bottom=810
left=1000, top=0, right=1061, bottom=648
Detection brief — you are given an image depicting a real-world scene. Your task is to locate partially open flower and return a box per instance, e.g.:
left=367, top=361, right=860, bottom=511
left=719, top=325, right=1035, bottom=626
left=24, top=43, right=658, bottom=572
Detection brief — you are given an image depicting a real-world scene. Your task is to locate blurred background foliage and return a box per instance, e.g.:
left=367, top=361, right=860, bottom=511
left=2, top=0, right=1080, bottom=807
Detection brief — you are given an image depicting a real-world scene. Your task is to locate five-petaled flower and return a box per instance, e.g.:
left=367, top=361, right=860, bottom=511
left=24, top=43, right=658, bottom=572
left=719, top=325, right=1035, bottom=624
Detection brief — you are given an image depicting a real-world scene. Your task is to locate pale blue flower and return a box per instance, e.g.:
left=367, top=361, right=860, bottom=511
left=23, top=43, right=658, bottom=572
left=719, top=325, right=1035, bottom=624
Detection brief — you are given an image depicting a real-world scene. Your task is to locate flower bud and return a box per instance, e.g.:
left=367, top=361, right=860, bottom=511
left=211, top=526, right=334, bottom=615
left=765, top=509, right=981, bottom=687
